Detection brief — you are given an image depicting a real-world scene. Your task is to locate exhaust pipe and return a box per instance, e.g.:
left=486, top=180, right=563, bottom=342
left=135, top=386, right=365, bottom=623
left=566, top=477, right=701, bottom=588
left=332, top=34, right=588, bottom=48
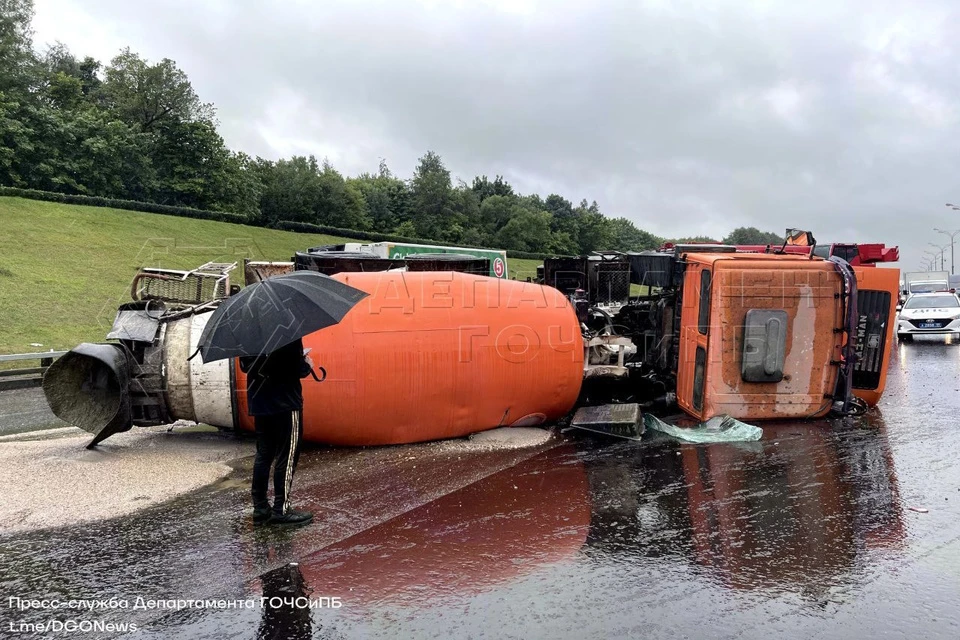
left=42, top=343, right=133, bottom=448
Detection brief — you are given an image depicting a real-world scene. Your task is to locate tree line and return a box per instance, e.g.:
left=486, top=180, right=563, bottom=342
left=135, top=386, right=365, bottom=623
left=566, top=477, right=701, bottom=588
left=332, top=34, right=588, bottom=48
left=0, top=0, right=784, bottom=254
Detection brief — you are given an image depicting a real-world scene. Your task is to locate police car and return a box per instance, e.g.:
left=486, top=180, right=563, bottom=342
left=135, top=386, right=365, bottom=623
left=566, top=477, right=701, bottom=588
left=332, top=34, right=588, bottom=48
left=897, top=292, right=960, bottom=341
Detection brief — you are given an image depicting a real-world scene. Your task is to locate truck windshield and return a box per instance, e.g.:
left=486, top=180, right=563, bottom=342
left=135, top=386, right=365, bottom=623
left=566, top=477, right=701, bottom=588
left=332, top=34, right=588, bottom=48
left=904, top=295, right=959, bottom=309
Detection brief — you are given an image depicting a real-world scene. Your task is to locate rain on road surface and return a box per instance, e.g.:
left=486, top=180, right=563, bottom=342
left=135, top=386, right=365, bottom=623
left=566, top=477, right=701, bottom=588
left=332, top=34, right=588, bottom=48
left=2, top=336, right=960, bottom=639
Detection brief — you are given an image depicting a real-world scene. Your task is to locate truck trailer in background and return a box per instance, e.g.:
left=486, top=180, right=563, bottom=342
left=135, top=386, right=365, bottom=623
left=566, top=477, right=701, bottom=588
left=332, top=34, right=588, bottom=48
left=331, top=242, right=510, bottom=279
left=902, top=271, right=951, bottom=297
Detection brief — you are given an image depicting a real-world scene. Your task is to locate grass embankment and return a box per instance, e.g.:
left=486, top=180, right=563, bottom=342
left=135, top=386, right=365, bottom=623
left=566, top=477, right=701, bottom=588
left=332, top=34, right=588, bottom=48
left=0, top=197, right=543, bottom=354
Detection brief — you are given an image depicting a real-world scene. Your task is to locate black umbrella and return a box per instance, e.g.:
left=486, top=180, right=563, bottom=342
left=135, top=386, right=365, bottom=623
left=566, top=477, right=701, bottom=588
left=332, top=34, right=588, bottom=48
left=195, top=271, right=369, bottom=363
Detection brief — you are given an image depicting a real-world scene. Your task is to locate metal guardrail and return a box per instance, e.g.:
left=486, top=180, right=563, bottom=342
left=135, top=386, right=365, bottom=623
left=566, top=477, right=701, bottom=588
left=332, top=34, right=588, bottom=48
left=0, top=351, right=67, bottom=391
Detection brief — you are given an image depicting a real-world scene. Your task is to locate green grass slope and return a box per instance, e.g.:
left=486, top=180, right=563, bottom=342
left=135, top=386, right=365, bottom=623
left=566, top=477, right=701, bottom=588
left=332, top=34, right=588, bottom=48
left=0, top=197, right=542, bottom=353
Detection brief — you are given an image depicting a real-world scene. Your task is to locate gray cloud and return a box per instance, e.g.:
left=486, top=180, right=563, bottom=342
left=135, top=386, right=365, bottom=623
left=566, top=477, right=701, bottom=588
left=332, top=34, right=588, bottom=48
left=31, top=0, right=960, bottom=269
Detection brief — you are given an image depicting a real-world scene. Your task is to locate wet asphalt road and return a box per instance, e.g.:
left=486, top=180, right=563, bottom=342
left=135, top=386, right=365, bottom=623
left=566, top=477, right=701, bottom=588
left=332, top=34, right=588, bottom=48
left=0, top=388, right=69, bottom=436
left=3, top=335, right=960, bottom=639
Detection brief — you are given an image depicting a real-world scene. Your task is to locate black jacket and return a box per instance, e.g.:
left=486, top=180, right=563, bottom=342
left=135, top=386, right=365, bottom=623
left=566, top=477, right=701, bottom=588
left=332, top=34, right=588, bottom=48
left=239, top=339, right=313, bottom=417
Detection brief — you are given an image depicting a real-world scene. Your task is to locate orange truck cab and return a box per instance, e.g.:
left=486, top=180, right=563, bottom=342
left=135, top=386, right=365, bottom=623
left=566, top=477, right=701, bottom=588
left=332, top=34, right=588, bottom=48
left=674, top=254, right=898, bottom=420
left=570, top=246, right=899, bottom=424
left=675, top=253, right=845, bottom=420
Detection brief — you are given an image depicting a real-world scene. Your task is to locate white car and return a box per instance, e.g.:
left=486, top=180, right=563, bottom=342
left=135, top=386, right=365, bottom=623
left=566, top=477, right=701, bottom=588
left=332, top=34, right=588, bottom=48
left=897, top=292, right=960, bottom=341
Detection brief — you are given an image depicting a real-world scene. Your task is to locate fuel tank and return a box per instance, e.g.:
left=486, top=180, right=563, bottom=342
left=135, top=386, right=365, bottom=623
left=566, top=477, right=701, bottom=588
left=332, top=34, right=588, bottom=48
left=234, top=272, right=585, bottom=445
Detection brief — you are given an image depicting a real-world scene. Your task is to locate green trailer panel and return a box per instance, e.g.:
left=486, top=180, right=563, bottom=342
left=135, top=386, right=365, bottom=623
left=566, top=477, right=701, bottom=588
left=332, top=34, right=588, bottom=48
left=379, top=243, right=509, bottom=279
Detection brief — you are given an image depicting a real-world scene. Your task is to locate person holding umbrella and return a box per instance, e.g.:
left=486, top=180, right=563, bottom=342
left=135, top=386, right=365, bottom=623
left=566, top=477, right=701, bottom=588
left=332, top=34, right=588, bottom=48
left=194, top=270, right=369, bottom=526
left=241, top=338, right=317, bottom=525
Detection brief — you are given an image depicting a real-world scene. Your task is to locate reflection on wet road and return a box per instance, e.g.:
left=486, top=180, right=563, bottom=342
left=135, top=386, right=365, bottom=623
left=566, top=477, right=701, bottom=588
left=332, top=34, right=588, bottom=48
left=3, top=336, right=960, bottom=638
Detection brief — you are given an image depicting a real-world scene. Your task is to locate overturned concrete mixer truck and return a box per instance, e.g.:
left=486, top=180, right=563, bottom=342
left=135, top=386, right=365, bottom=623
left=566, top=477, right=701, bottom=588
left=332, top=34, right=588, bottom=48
left=42, top=239, right=900, bottom=448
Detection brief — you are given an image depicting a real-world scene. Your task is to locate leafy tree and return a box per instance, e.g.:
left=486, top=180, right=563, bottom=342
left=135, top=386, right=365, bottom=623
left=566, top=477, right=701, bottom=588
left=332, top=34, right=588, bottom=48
left=578, top=213, right=613, bottom=253
left=0, top=0, right=35, bottom=97
left=205, top=151, right=261, bottom=218
left=447, top=181, right=479, bottom=243
left=545, top=194, right=574, bottom=220
left=410, top=150, right=457, bottom=240
left=76, top=56, right=101, bottom=97
left=607, top=217, right=663, bottom=252
left=349, top=174, right=393, bottom=229
left=543, top=193, right=579, bottom=249
left=574, top=200, right=613, bottom=253
left=471, top=174, right=513, bottom=203
left=254, top=156, right=371, bottom=228
left=547, top=230, right=578, bottom=256
left=44, top=71, right=82, bottom=110
left=393, top=220, right=416, bottom=237
left=722, top=226, right=783, bottom=245
left=460, top=227, right=490, bottom=247
left=348, top=160, right=410, bottom=231
left=0, top=92, right=33, bottom=185
left=478, top=194, right=514, bottom=234
left=64, top=110, right=154, bottom=198
left=41, top=42, right=78, bottom=77
left=314, top=160, right=371, bottom=230
left=40, top=44, right=101, bottom=100
left=149, top=117, right=255, bottom=212
left=495, top=204, right=552, bottom=252
left=102, top=48, right=213, bottom=131
left=255, top=155, right=322, bottom=225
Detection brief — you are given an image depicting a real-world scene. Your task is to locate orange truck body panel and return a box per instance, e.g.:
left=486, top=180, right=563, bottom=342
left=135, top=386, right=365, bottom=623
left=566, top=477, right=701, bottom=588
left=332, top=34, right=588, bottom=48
left=850, top=266, right=899, bottom=407
left=676, top=253, right=844, bottom=421
left=236, top=272, right=584, bottom=446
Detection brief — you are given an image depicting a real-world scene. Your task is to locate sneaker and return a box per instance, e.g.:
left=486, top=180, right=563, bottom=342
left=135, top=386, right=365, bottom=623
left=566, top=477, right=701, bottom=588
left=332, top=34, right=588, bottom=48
left=252, top=506, right=272, bottom=524
left=268, top=509, right=314, bottom=526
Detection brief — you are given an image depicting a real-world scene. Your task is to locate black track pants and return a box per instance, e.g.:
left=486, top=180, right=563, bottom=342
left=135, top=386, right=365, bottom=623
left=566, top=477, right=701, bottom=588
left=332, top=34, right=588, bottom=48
left=251, top=410, right=303, bottom=515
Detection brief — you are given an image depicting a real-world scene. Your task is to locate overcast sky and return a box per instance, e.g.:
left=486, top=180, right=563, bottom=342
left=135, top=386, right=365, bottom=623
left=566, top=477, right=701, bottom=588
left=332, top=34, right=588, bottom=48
left=30, top=0, right=960, bottom=270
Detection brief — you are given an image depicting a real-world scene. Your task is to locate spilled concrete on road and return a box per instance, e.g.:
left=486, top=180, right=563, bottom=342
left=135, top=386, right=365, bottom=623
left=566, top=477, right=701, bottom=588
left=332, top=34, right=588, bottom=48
left=0, top=425, right=248, bottom=534
left=0, top=423, right=555, bottom=537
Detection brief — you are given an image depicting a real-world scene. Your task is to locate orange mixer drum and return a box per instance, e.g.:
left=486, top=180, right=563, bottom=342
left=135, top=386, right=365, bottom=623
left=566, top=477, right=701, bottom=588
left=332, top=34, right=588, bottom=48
left=235, top=271, right=585, bottom=445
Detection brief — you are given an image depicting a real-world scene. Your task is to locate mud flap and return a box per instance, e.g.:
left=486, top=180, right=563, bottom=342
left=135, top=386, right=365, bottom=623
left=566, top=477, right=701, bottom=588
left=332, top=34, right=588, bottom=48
left=42, top=343, right=133, bottom=448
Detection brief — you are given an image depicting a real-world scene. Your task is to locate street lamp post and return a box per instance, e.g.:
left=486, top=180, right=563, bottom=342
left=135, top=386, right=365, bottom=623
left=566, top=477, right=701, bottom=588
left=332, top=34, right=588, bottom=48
left=939, top=204, right=960, bottom=274
left=929, top=243, right=949, bottom=271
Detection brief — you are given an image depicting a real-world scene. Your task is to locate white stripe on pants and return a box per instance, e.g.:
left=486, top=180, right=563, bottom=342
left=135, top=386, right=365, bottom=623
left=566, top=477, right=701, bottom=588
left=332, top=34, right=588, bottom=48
left=282, top=410, right=300, bottom=514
